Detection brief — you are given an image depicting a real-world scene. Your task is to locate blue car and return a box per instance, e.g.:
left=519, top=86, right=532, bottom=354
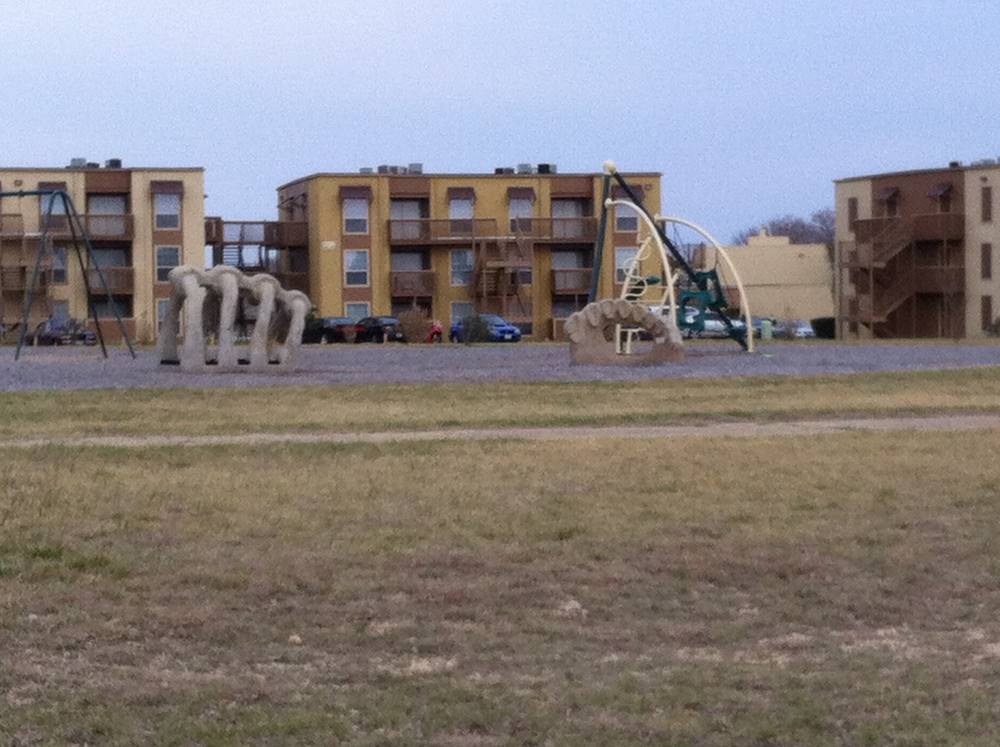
left=449, top=313, right=522, bottom=342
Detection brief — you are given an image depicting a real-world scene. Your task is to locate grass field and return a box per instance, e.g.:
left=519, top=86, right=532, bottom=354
left=2, top=367, right=1000, bottom=440
left=3, top=370, right=1000, bottom=744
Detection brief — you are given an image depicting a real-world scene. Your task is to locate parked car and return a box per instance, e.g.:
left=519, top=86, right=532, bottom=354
left=355, top=316, right=406, bottom=343
left=29, top=318, right=97, bottom=346
left=773, top=319, right=816, bottom=339
left=302, top=316, right=357, bottom=344
left=449, top=314, right=522, bottom=342
left=692, top=311, right=747, bottom=339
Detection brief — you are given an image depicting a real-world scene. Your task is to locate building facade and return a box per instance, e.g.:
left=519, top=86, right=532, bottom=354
left=835, top=162, right=1000, bottom=339
left=273, top=165, right=663, bottom=338
left=699, top=230, right=834, bottom=321
left=0, top=161, right=204, bottom=343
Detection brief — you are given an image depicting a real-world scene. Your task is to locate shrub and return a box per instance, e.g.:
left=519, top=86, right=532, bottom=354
left=397, top=308, right=431, bottom=343
left=461, top=314, right=492, bottom=344
left=810, top=317, right=836, bottom=339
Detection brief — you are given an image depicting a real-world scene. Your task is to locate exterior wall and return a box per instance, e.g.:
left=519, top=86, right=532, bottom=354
left=964, top=166, right=1000, bottom=336
left=0, top=167, right=204, bottom=344
left=280, top=171, right=663, bottom=338
left=704, top=232, right=834, bottom=320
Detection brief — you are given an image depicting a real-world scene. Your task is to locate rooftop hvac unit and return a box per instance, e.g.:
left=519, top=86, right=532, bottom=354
left=948, top=161, right=963, bottom=168
left=388, top=165, right=402, bottom=174
left=359, top=167, right=374, bottom=174
left=105, top=158, right=123, bottom=169
left=516, top=163, right=532, bottom=174
left=408, top=162, right=423, bottom=174
left=537, top=163, right=556, bottom=174
left=69, top=157, right=87, bottom=168
left=377, top=165, right=390, bottom=174
left=85, top=162, right=99, bottom=169
left=495, top=167, right=505, bottom=174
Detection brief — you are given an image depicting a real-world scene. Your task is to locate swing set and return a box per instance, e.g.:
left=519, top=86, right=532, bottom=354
left=0, top=188, right=135, bottom=360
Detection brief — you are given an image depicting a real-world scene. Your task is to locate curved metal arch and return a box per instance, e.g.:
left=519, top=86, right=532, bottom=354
left=604, top=198, right=677, bottom=313
left=656, top=214, right=755, bottom=353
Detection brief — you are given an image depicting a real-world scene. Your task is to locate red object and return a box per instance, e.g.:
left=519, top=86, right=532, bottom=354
left=426, top=320, right=444, bottom=343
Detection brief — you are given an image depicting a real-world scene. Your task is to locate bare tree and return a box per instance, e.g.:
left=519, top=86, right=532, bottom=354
left=732, top=208, right=835, bottom=248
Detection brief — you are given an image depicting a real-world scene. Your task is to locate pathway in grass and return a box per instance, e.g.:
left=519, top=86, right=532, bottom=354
left=2, top=412, right=1000, bottom=449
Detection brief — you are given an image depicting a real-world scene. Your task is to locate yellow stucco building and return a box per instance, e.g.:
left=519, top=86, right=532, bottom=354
left=274, top=165, right=662, bottom=338
left=0, top=160, right=204, bottom=343
left=699, top=230, right=834, bottom=321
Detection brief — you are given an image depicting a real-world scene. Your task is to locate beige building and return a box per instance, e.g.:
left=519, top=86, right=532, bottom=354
left=272, top=164, right=663, bottom=338
left=0, top=160, right=204, bottom=343
left=835, top=160, right=1000, bottom=338
left=699, top=230, right=834, bottom=321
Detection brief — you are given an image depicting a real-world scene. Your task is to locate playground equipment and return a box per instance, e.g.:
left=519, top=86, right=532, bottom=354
left=565, top=298, right=683, bottom=365
left=0, top=188, right=135, bottom=359
left=589, top=161, right=754, bottom=354
left=158, top=265, right=311, bottom=371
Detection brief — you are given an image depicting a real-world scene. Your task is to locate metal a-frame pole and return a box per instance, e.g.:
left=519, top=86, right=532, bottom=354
left=589, top=173, right=612, bottom=304
left=63, top=191, right=136, bottom=358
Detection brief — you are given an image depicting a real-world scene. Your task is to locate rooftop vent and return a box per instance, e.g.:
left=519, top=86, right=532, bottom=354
left=105, top=158, right=122, bottom=169
left=377, top=165, right=390, bottom=174
left=69, top=157, right=87, bottom=168
left=359, top=167, right=374, bottom=174
left=85, top=162, right=99, bottom=169
left=537, top=163, right=557, bottom=174
left=516, top=163, right=532, bottom=175
left=948, top=160, right=963, bottom=168
left=408, top=162, right=423, bottom=174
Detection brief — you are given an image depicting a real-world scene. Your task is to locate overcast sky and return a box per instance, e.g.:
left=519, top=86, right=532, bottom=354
left=3, top=1, right=998, bottom=240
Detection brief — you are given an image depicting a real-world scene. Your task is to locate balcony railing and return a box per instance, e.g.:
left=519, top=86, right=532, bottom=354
left=0, top=214, right=24, bottom=238
left=915, top=266, right=965, bottom=294
left=273, top=271, right=309, bottom=293
left=41, top=214, right=134, bottom=241
left=390, top=270, right=436, bottom=296
left=388, top=218, right=501, bottom=243
left=513, top=217, right=598, bottom=242
left=86, top=266, right=134, bottom=293
left=911, top=213, right=965, bottom=241
left=265, top=222, right=308, bottom=247
left=551, top=268, right=593, bottom=294
left=1, top=266, right=48, bottom=291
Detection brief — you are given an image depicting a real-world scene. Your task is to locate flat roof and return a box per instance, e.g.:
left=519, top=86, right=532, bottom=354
left=277, top=171, right=662, bottom=191
left=0, top=166, right=204, bottom=173
left=833, top=163, right=999, bottom=183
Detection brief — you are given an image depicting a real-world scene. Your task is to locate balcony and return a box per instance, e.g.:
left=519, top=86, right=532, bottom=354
left=0, top=214, right=24, bottom=238
left=42, top=214, right=134, bottom=241
left=513, top=217, right=598, bottom=242
left=86, top=266, right=134, bottom=294
left=264, top=221, right=308, bottom=247
left=388, top=218, right=501, bottom=244
left=1, top=266, right=48, bottom=291
left=915, top=266, right=965, bottom=294
left=551, top=268, right=593, bottom=294
left=273, top=271, right=309, bottom=293
left=911, top=213, right=964, bottom=241
left=391, top=270, right=436, bottom=297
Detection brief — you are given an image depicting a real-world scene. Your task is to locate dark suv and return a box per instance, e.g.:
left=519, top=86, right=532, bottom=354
left=302, top=316, right=356, bottom=344
left=355, top=316, right=406, bottom=343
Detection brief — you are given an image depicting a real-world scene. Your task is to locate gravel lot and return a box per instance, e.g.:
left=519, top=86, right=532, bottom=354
left=2, top=341, right=998, bottom=392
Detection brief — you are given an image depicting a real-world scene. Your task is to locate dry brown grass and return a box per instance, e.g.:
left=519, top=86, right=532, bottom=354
left=2, top=367, right=1000, bottom=441
left=3, top=430, right=1000, bottom=743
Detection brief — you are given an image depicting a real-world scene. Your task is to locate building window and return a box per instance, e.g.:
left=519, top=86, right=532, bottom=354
left=51, top=300, right=70, bottom=321
left=450, top=249, right=473, bottom=286
left=91, top=295, right=133, bottom=319
left=615, top=247, right=638, bottom=283
left=153, top=193, right=181, bottom=230
left=615, top=204, right=639, bottom=233
left=983, top=186, right=993, bottom=223
left=451, top=301, right=474, bottom=325
left=343, top=198, right=369, bottom=234
left=156, top=246, right=180, bottom=282
left=345, top=302, right=369, bottom=320
left=982, top=295, right=993, bottom=332
left=52, top=245, right=67, bottom=284
left=157, top=298, right=171, bottom=331
left=847, top=197, right=858, bottom=227
left=449, top=197, right=474, bottom=234
left=509, top=197, right=533, bottom=232
left=885, top=196, right=899, bottom=218
left=982, top=243, right=993, bottom=281
left=344, top=250, right=369, bottom=286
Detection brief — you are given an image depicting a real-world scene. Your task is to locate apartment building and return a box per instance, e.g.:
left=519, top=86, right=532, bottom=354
left=835, top=160, right=1000, bottom=338
left=272, top=164, right=663, bottom=338
left=0, top=160, right=204, bottom=343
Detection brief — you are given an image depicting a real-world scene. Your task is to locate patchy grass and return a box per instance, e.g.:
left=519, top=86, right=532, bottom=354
left=2, top=367, right=1000, bottom=440
left=3, top=430, right=1000, bottom=743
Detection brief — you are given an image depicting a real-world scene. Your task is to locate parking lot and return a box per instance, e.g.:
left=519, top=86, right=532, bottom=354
left=2, top=340, right=998, bottom=392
